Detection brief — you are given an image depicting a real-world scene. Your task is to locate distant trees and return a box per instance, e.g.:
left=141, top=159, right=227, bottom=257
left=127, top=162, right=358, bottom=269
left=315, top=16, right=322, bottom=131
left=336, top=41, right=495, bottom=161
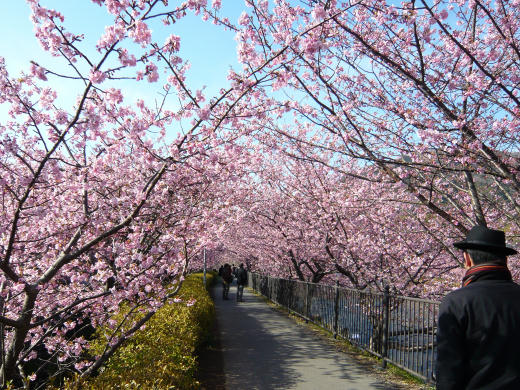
left=219, top=0, right=520, bottom=290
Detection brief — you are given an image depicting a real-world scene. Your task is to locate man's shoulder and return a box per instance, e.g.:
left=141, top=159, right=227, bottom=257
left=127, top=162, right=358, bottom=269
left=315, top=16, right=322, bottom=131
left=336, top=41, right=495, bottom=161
left=442, top=280, right=520, bottom=304
left=464, top=279, right=520, bottom=292
left=440, top=286, right=466, bottom=306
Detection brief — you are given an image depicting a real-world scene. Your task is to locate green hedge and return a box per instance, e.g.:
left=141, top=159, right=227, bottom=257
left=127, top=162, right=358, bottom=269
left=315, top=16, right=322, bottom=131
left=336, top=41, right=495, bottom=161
left=60, top=272, right=216, bottom=389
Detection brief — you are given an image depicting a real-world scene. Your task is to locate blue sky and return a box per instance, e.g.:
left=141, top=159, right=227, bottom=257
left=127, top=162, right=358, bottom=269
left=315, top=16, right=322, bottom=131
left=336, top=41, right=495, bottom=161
left=0, top=1, right=248, bottom=119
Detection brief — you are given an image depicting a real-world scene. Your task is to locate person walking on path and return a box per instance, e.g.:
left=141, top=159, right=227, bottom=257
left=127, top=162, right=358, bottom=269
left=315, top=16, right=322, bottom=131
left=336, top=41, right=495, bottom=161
left=436, top=225, right=520, bottom=389
left=235, top=263, right=248, bottom=302
left=221, top=263, right=233, bottom=300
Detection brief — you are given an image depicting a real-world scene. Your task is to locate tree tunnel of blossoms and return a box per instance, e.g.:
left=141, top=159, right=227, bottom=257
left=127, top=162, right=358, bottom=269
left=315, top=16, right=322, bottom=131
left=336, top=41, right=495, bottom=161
left=1, top=0, right=520, bottom=386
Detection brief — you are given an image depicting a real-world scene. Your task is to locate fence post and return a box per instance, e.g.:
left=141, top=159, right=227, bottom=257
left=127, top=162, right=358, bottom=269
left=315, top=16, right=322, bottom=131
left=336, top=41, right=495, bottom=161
left=381, top=285, right=390, bottom=369
left=305, top=282, right=310, bottom=322
left=333, top=280, right=340, bottom=338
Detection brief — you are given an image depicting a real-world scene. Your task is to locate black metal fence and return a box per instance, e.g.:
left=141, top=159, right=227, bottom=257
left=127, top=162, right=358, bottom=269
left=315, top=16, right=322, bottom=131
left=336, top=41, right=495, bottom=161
left=249, top=273, right=439, bottom=383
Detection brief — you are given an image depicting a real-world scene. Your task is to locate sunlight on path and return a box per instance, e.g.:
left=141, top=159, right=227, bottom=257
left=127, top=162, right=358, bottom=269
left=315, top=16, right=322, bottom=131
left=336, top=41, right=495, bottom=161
left=214, top=282, right=405, bottom=390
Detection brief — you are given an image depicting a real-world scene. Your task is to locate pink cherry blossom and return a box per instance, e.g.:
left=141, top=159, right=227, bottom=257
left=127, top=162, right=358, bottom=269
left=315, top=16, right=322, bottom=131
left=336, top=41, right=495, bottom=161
left=118, top=48, right=137, bottom=66
left=105, top=88, right=124, bottom=105
left=311, top=5, right=326, bottom=21
left=88, top=69, right=106, bottom=84
left=128, top=20, right=152, bottom=47
left=145, top=63, right=159, bottom=82
left=164, top=34, right=181, bottom=52
left=29, top=62, right=47, bottom=80
left=97, top=22, right=126, bottom=50
left=238, top=11, right=249, bottom=26
left=4, top=1, right=520, bottom=387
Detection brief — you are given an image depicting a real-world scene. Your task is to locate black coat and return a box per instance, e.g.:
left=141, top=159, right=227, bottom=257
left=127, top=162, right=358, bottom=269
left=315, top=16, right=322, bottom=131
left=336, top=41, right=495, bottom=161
left=236, top=267, right=248, bottom=285
left=436, top=275, right=520, bottom=389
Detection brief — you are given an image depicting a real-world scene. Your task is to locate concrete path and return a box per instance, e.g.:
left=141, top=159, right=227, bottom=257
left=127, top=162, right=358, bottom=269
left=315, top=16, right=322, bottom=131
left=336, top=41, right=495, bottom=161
left=214, top=281, right=404, bottom=390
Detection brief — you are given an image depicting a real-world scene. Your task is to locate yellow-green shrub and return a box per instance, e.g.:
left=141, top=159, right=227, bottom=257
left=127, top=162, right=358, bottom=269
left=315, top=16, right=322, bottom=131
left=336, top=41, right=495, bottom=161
left=61, top=272, right=216, bottom=389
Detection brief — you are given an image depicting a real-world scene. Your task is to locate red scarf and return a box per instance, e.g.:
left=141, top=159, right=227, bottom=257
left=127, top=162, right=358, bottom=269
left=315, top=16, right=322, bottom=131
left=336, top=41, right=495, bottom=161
left=461, top=263, right=512, bottom=287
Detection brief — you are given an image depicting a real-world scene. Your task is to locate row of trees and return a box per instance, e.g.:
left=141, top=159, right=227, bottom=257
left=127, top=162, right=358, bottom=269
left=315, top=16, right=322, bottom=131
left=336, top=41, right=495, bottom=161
left=1, top=0, right=520, bottom=387
left=220, top=0, right=520, bottom=292
left=220, top=152, right=463, bottom=296
left=0, top=0, right=262, bottom=386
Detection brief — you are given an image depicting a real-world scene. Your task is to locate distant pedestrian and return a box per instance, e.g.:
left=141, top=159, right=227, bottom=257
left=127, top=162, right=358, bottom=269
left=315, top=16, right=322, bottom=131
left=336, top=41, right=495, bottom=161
left=218, top=265, right=223, bottom=277
left=221, top=263, right=233, bottom=300
left=235, top=263, right=248, bottom=302
left=436, top=225, right=520, bottom=389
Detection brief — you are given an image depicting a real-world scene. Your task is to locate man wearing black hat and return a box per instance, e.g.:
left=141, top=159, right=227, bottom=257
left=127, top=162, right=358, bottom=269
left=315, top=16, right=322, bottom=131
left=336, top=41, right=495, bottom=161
left=436, top=225, right=520, bottom=389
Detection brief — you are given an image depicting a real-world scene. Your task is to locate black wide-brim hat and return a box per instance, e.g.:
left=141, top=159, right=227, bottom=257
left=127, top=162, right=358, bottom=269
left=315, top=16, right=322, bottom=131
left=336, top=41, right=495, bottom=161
left=453, top=225, right=517, bottom=256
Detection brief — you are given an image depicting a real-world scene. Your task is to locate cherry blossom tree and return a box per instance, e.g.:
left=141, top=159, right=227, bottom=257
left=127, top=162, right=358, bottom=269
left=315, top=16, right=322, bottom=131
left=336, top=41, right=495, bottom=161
left=0, top=0, right=275, bottom=386
left=222, top=0, right=520, bottom=285
left=4, top=0, right=520, bottom=386
left=217, top=146, right=463, bottom=297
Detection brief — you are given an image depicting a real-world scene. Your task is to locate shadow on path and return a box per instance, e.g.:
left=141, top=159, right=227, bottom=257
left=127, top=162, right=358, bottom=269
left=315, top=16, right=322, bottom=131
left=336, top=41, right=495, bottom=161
left=197, top=286, right=226, bottom=390
left=213, top=281, right=403, bottom=390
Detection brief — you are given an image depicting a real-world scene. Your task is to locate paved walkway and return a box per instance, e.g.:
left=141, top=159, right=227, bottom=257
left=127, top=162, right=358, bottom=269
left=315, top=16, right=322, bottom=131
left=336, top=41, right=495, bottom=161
left=214, top=281, right=405, bottom=390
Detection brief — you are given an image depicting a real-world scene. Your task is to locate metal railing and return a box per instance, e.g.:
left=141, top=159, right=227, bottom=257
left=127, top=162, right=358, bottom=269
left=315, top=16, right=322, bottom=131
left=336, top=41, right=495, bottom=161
left=249, top=273, right=439, bottom=383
